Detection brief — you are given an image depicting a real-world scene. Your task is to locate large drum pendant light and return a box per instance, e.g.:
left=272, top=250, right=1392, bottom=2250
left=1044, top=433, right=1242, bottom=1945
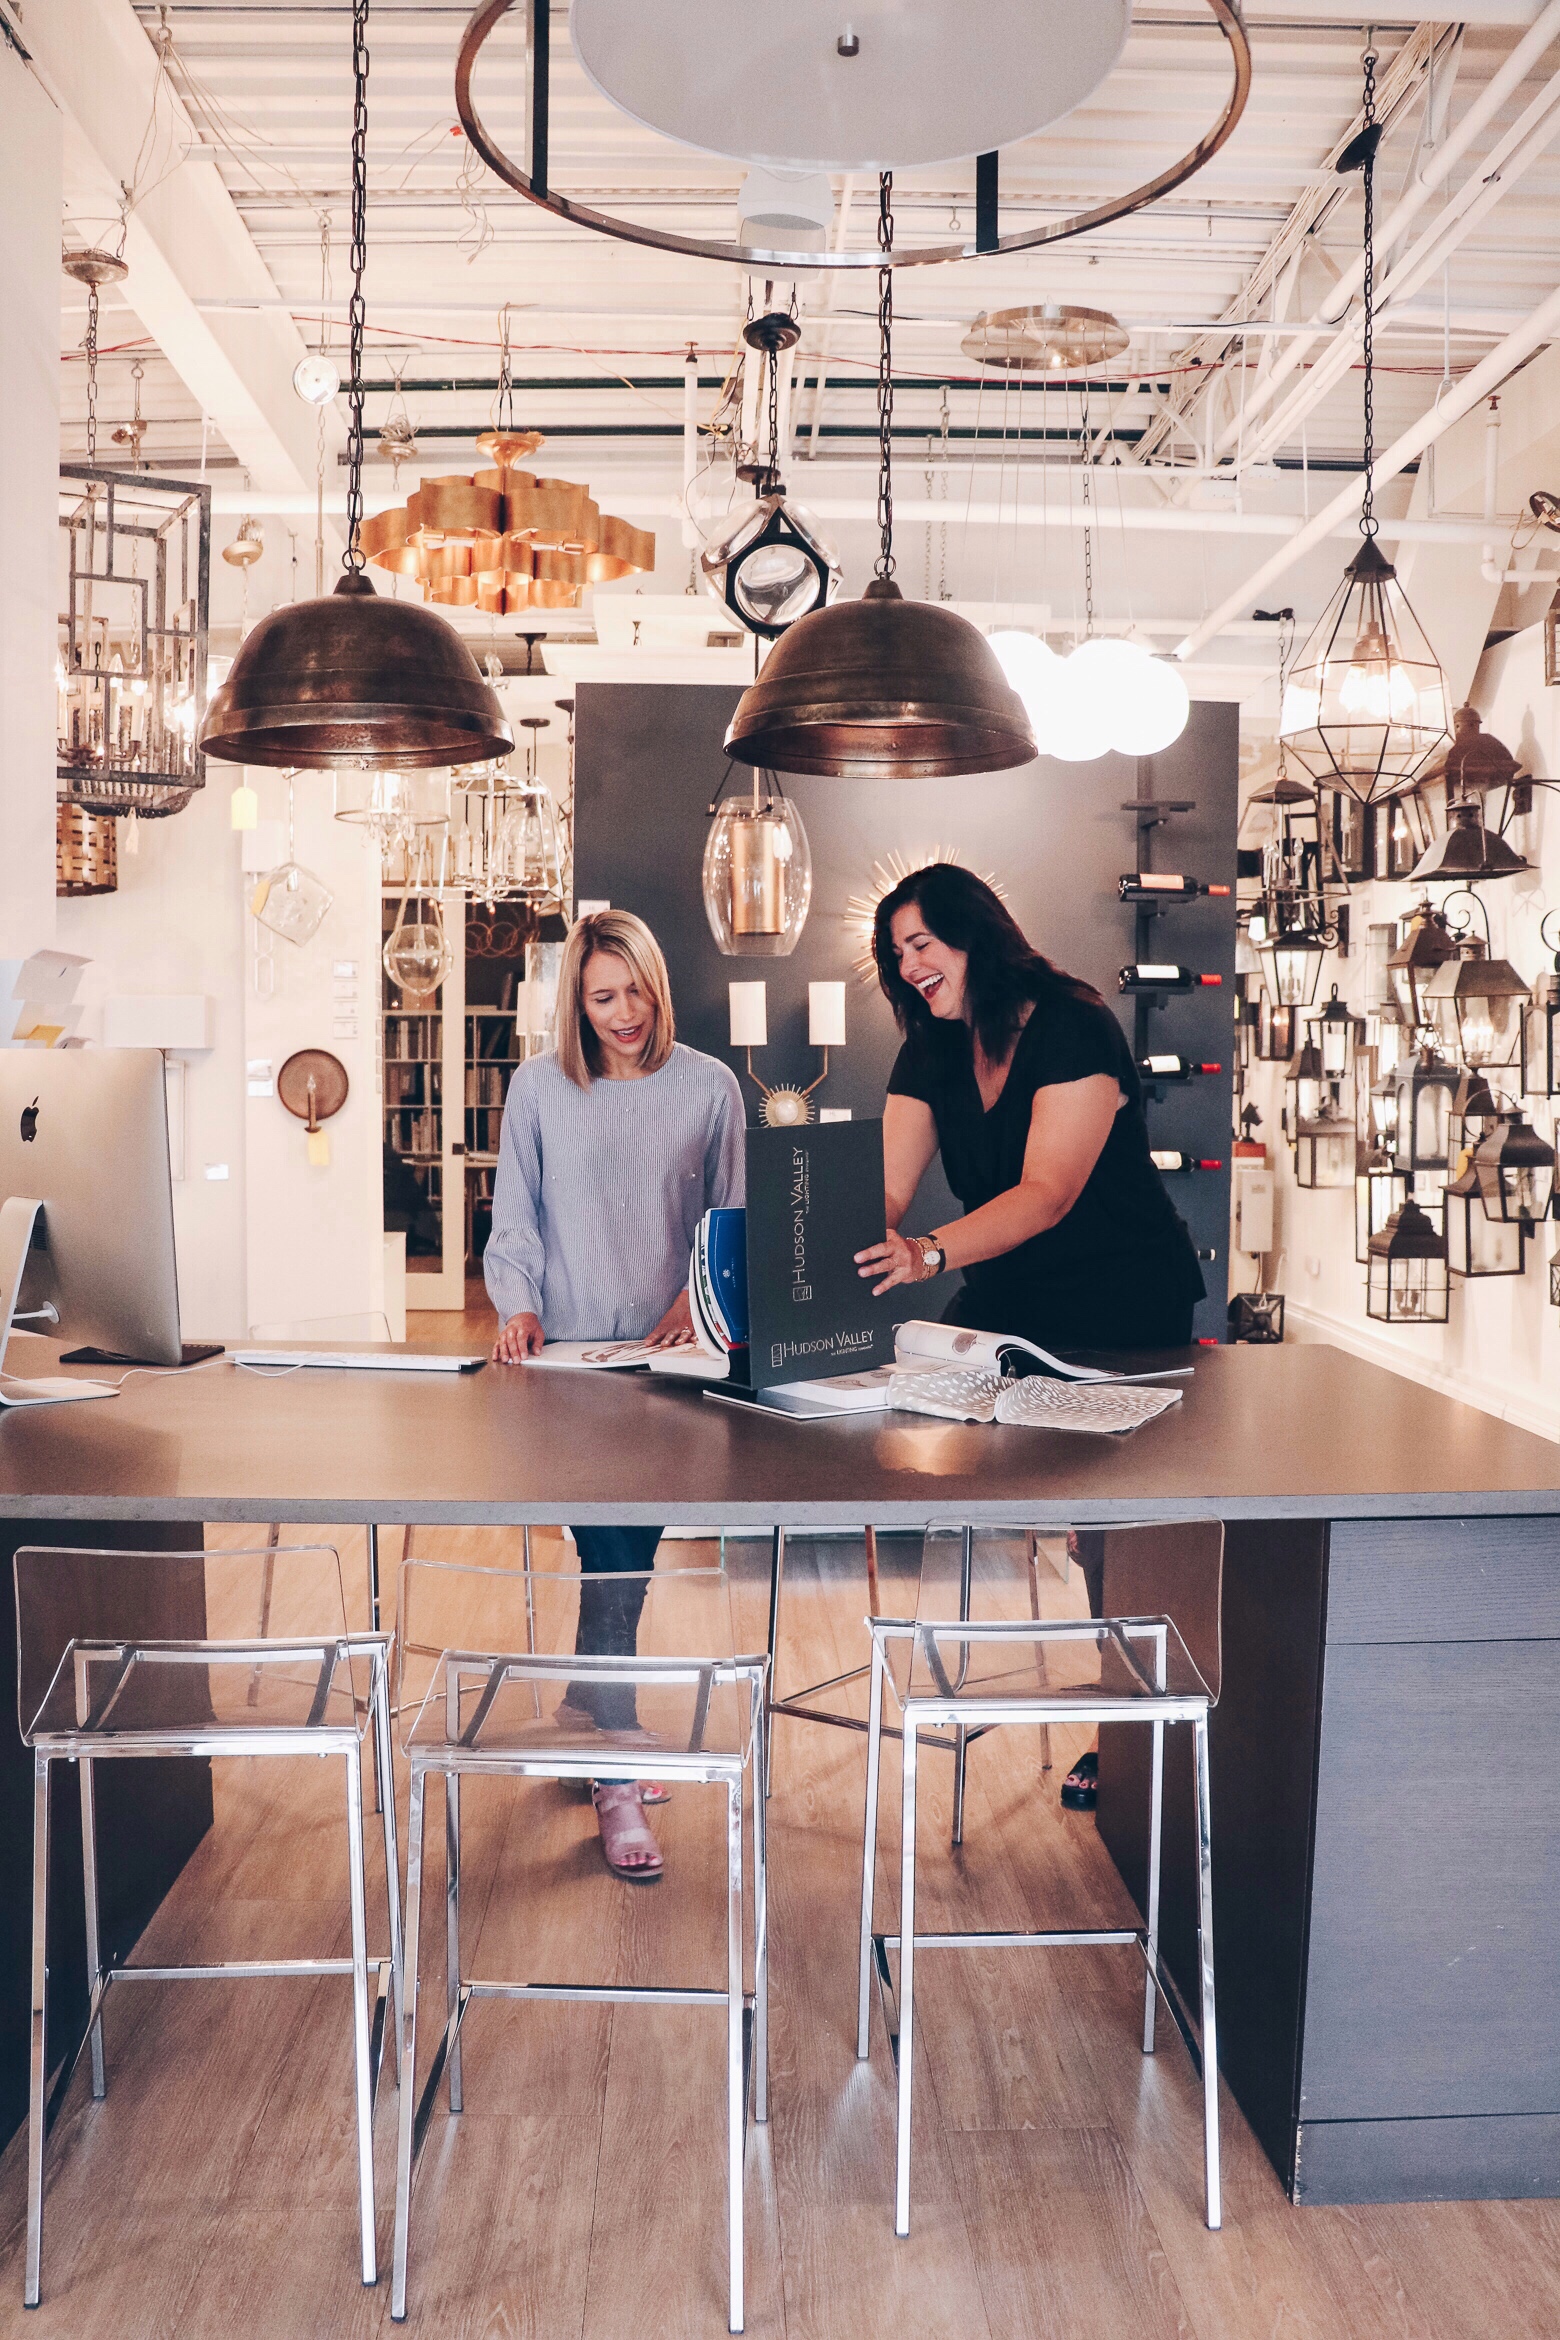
left=201, top=0, right=511, bottom=772
left=723, top=177, right=1036, bottom=781
left=1277, top=47, right=1449, bottom=805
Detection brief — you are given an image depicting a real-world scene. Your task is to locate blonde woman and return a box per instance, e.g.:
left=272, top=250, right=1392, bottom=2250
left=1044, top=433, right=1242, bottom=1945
left=486, top=909, right=745, bottom=1881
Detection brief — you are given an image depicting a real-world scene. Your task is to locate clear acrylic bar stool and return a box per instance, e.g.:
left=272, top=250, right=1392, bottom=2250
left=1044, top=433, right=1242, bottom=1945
left=856, top=1522, right=1224, bottom=2238
left=390, top=1554, right=769, bottom=2333
left=14, top=1540, right=403, bottom=2304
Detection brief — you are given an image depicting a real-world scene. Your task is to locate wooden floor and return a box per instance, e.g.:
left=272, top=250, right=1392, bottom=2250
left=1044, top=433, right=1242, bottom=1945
left=2, top=1323, right=1559, bottom=2337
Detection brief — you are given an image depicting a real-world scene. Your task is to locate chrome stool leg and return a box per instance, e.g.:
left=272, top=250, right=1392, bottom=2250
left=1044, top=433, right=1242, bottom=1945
left=1024, top=1534, right=1053, bottom=1774
left=344, top=1743, right=377, bottom=2286
left=750, top=1673, right=770, bottom=2127
left=763, top=1526, right=785, bottom=1796
left=374, top=1662, right=405, bottom=2061
left=1143, top=1716, right=1165, bottom=2056
left=445, top=1770, right=463, bottom=2114
left=951, top=1529, right=973, bottom=1848
left=725, top=1777, right=745, bottom=2333
left=1195, top=1717, right=1222, bottom=2230
left=25, top=1755, right=51, bottom=2309
left=895, top=1718, right=919, bottom=2237
left=79, top=1755, right=107, bottom=2100
left=366, top=1526, right=383, bottom=1812
left=391, top=1766, right=427, bottom=2320
left=856, top=1631, right=886, bottom=2061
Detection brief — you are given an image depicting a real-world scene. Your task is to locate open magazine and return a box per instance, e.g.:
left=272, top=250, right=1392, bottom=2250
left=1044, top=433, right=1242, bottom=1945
left=892, top=1319, right=1191, bottom=1385
left=525, top=1207, right=747, bottom=1381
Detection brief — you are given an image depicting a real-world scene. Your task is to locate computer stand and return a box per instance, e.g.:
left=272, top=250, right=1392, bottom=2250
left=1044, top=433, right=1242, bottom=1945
left=0, top=1198, right=118, bottom=1408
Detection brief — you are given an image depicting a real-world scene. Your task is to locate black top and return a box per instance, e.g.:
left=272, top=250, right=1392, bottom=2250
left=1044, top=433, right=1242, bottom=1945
left=888, top=987, right=1206, bottom=1349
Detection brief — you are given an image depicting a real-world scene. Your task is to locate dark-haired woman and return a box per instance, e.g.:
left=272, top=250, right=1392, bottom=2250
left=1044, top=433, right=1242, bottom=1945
left=853, top=864, right=1204, bottom=1806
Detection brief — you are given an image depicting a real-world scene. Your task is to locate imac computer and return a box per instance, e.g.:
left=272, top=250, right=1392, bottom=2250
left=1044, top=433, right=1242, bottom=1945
left=0, top=1049, right=219, bottom=1406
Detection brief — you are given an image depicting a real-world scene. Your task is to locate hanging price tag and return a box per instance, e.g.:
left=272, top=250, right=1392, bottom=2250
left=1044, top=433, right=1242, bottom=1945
left=306, top=1129, right=331, bottom=1168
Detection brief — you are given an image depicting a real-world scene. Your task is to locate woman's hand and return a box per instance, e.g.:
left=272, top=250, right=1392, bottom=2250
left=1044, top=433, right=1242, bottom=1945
left=855, top=1228, right=934, bottom=1298
left=493, top=1312, right=545, bottom=1363
left=647, top=1290, right=697, bottom=1348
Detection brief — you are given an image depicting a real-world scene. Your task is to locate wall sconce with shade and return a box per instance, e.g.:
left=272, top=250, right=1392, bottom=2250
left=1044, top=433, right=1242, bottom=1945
left=703, top=770, right=813, bottom=957
left=1473, top=1113, right=1557, bottom=1231
left=1446, top=1160, right=1525, bottom=1278
left=1366, top=1198, right=1450, bottom=1324
left=728, top=979, right=845, bottom=1127
left=1408, top=797, right=1529, bottom=886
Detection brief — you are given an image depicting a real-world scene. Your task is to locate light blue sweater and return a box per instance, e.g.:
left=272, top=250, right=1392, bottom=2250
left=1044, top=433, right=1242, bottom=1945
left=484, top=1043, right=747, bottom=1340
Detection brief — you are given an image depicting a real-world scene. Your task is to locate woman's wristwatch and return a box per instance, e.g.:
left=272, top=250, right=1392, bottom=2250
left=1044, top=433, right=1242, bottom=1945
left=912, top=1235, right=947, bottom=1281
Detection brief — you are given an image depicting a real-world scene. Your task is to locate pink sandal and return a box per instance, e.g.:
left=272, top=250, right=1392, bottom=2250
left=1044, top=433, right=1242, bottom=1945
left=592, top=1782, right=664, bottom=1883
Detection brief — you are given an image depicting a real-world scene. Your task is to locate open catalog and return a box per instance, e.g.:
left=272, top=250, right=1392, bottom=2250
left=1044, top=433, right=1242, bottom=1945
left=884, top=1318, right=1189, bottom=1434
left=524, top=1207, right=748, bottom=1380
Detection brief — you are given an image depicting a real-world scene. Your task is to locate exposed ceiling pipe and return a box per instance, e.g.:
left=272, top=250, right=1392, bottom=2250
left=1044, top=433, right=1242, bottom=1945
left=805, top=176, right=856, bottom=459
left=1207, top=0, right=1560, bottom=460
left=1174, top=271, right=1560, bottom=659
left=1230, top=58, right=1560, bottom=467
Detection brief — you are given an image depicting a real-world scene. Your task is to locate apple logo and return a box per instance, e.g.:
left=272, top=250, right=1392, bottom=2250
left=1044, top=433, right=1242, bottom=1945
left=19, top=1099, right=38, bottom=1144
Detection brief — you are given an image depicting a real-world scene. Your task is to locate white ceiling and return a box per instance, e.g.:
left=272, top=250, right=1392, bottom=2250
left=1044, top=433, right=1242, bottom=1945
left=48, top=2, right=1560, bottom=700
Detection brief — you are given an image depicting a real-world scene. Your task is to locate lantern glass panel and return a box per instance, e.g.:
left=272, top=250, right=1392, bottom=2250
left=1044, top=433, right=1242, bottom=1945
left=1297, top=1123, right=1355, bottom=1189
left=1278, top=542, right=1452, bottom=803
left=1267, top=935, right=1326, bottom=1008
left=1522, top=999, right=1560, bottom=1098
left=1447, top=1191, right=1524, bottom=1277
left=1366, top=1251, right=1449, bottom=1323
left=1453, top=990, right=1522, bottom=1070
left=1356, top=1164, right=1408, bottom=1262
left=1412, top=1080, right=1450, bottom=1169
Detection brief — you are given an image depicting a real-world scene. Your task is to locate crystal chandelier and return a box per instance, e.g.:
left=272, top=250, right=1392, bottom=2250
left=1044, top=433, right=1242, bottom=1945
left=1278, top=48, right=1450, bottom=803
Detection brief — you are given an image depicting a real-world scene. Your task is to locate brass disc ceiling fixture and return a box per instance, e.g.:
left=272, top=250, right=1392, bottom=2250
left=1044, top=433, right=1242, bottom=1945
left=455, top=0, right=1250, bottom=273
left=961, top=305, right=1130, bottom=374
left=358, top=309, right=655, bottom=611
left=200, top=0, right=511, bottom=772
left=723, top=178, right=1036, bottom=781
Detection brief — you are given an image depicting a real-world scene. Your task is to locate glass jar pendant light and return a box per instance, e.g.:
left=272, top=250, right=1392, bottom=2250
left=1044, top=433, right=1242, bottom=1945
left=723, top=176, right=1036, bottom=780
left=1278, top=48, right=1449, bottom=805
left=703, top=767, right=813, bottom=956
left=702, top=313, right=841, bottom=640
left=200, top=0, right=511, bottom=773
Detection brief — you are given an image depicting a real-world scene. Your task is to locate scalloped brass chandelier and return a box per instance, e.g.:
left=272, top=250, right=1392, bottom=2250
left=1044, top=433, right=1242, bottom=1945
left=359, top=435, right=654, bottom=612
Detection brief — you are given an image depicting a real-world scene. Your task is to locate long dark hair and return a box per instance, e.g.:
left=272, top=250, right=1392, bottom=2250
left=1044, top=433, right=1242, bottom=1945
left=872, top=863, right=1100, bottom=1062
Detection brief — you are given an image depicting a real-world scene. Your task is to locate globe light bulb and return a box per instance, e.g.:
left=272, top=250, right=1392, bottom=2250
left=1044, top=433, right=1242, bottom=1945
left=1038, top=644, right=1114, bottom=762
left=987, top=630, right=1062, bottom=730
left=1338, top=623, right=1418, bottom=723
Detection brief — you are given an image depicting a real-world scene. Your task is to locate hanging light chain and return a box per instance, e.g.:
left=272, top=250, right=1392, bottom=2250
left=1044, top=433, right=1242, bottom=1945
left=495, top=301, right=515, bottom=435
left=1359, top=40, right=1378, bottom=540
left=767, top=330, right=782, bottom=480
left=875, top=171, right=895, bottom=581
left=84, top=285, right=100, bottom=464
left=343, top=0, right=370, bottom=574
left=1080, top=382, right=1095, bottom=638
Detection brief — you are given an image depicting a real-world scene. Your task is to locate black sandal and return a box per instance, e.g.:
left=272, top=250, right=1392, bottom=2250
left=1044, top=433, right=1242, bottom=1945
left=1061, top=1750, right=1098, bottom=1811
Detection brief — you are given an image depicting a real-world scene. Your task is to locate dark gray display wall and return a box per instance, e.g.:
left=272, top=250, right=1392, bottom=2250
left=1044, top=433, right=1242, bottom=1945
left=573, top=682, right=1238, bottom=1341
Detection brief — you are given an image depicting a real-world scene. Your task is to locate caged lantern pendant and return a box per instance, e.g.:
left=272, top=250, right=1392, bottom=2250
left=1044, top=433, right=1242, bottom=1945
left=200, top=0, right=510, bottom=774
left=1278, top=49, right=1449, bottom=805
left=723, top=176, right=1035, bottom=781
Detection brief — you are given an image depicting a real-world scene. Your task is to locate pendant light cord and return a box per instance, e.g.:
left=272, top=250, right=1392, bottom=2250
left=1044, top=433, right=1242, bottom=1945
left=875, top=172, right=895, bottom=581
left=1358, top=41, right=1379, bottom=542
left=344, top=0, right=370, bottom=575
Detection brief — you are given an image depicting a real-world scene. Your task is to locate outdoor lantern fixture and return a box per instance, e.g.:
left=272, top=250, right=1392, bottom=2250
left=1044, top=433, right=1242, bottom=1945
left=1520, top=913, right=1560, bottom=1098
left=1446, top=1160, right=1525, bottom=1278
left=1408, top=795, right=1529, bottom=886
left=1448, top=1067, right=1499, bottom=1170
left=1369, top=1064, right=1399, bottom=1152
left=200, top=0, right=511, bottom=773
left=1258, top=925, right=1330, bottom=1011
left=1277, top=55, right=1450, bottom=801
left=1310, top=984, right=1358, bottom=1082
left=702, top=313, right=842, bottom=640
left=1422, top=935, right=1528, bottom=1072
left=1366, top=1198, right=1450, bottom=1324
left=724, top=178, right=1036, bottom=780
left=1390, top=1049, right=1462, bottom=1173
left=1473, top=1112, right=1557, bottom=1230
left=1387, top=896, right=1458, bottom=1033
left=1374, top=783, right=1437, bottom=880
left=1546, top=585, right=1560, bottom=690
left=1256, top=995, right=1296, bottom=1063
left=1295, top=1111, right=1356, bottom=1191
left=702, top=767, right=813, bottom=956
left=1355, top=1142, right=1408, bottom=1263
left=1283, top=1038, right=1326, bottom=1139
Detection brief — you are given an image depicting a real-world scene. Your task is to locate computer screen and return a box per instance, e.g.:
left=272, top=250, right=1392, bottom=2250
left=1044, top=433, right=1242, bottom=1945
left=0, top=1050, right=185, bottom=1368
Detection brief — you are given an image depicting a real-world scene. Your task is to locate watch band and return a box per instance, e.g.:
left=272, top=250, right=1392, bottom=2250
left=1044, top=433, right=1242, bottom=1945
left=916, top=1236, right=947, bottom=1279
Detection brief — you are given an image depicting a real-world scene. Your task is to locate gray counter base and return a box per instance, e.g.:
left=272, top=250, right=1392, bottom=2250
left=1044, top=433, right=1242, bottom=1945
left=1296, top=2114, right=1560, bottom=2204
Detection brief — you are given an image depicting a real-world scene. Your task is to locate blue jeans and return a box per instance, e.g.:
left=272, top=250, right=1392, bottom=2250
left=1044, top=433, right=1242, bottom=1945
left=568, top=1524, right=663, bottom=1729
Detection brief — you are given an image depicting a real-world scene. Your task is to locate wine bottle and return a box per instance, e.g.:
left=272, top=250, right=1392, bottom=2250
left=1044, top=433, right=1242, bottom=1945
left=1138, top=1054, right=1223, bottom=1081
left=1118, top=874, right=1233, bottom=903
left=1118, top=964, right=1223, bottom=992
left=1151, top=1150, right=1224, bottom=1173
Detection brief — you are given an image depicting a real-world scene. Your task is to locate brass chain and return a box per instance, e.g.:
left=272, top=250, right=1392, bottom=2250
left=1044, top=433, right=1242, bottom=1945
left=1359, top=43, right=1379, bottom=538
left=84, top=285, right=100, bottom=463
left=343, top=0, right=370, bottom=573
left=875, top=172, right=895, bottom=580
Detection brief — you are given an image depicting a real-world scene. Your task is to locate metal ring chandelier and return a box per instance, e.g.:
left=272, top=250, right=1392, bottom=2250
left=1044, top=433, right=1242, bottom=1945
left=454, top=0, right=1252, bottom=274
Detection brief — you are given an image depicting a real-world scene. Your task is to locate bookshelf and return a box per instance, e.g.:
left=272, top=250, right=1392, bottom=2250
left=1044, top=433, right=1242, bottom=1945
left=381, top=894, right=466, bottom=1308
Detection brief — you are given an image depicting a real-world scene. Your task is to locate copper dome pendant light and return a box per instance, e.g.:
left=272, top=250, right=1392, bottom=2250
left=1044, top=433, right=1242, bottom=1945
left=200, top=0, right=511, bottom=773
left=1277, top=46, right=1449, bottom=807
left=724, top=177, right=1037, bottom=781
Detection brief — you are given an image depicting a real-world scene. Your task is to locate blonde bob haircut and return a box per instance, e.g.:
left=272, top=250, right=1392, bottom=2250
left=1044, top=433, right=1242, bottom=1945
left=554, top=908, right=676, bottom=1088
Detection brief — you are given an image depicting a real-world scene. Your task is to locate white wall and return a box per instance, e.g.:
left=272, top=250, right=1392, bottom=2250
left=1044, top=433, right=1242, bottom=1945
left=0, top=43, right=63, bottom=963
left=1243, top=616, right=1560, bottom=1440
